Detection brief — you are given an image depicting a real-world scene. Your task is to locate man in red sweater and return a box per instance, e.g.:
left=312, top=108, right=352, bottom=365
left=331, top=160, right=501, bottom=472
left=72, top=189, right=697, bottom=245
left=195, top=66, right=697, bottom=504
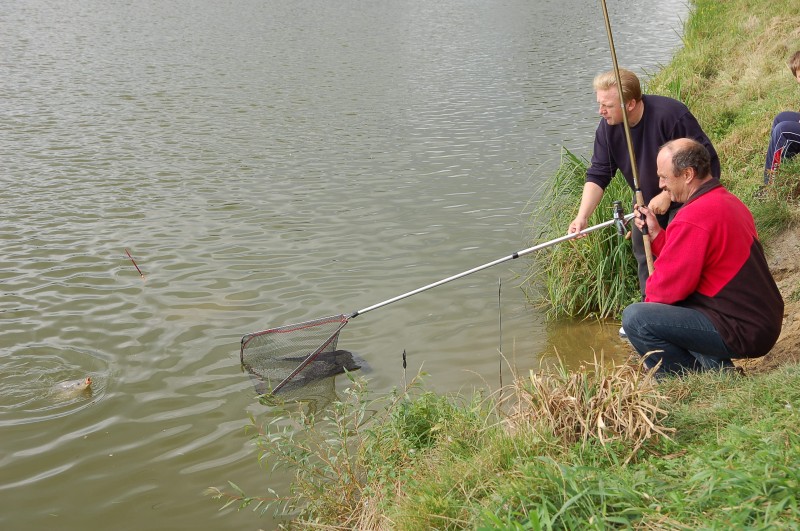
left=622, top=138, right=783, bottom=375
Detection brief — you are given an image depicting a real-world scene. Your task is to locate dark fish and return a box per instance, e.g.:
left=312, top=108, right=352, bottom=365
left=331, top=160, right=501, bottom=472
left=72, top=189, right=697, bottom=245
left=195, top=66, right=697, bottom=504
left=247, top=350, right=366, bottom=396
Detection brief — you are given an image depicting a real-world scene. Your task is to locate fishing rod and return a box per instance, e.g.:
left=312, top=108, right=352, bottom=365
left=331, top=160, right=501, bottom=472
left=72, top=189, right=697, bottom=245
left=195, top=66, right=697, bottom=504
left=598, top=0, right=655, bottom=275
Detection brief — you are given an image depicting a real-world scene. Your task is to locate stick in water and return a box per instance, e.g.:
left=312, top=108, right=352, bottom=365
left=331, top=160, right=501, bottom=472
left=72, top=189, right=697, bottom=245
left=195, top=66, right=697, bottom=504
left=498, top=276, right=503, bottom=395
left=402, top=349, right=407, bottom=391
left=125, top=248, right=145, bottom=279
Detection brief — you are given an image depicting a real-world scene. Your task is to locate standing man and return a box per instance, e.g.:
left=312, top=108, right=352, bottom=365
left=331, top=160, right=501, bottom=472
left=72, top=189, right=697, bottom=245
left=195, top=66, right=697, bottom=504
left=622, top=139, right=783, bottom=375
left=568, top=68, right=721, bottom=298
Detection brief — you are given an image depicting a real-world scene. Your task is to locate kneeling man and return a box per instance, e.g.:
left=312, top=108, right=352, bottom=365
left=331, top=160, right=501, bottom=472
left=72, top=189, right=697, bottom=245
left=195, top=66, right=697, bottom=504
left=622, top=138, right=783, bottom=375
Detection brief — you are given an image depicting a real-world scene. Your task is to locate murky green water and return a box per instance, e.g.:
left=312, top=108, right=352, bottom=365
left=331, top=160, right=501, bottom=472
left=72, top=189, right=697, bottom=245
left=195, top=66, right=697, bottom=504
left=1, top=0, right=685, bottom=528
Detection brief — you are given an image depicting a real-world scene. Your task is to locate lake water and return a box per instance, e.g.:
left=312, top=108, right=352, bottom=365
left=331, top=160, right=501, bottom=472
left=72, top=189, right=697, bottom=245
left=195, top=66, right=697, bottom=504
left=0, top=0, right=686, bottom=528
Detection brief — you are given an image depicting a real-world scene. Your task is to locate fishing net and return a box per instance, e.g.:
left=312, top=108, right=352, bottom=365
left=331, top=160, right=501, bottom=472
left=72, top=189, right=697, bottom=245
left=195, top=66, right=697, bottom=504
left=240, top=314, right=350, bottom=395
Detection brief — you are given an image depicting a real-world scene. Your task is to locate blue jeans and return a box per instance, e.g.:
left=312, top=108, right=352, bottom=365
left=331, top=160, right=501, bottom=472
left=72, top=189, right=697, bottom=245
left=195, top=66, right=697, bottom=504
left=622, top=302, right=735, bottom=375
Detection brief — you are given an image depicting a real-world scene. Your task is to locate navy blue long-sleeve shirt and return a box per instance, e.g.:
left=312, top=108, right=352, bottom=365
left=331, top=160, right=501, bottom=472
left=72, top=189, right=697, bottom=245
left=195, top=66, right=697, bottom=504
left=587, top=94, right=720, bottom=205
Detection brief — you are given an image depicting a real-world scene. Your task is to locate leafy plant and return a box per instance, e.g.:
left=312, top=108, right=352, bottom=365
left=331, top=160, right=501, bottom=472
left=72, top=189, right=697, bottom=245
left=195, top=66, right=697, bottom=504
left=207, top=375, right=379, bottom=526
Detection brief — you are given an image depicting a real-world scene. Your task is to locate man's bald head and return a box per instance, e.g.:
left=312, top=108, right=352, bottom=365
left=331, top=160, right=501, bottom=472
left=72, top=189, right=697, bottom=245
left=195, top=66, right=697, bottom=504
left=660, top=138, right=712, bottom=180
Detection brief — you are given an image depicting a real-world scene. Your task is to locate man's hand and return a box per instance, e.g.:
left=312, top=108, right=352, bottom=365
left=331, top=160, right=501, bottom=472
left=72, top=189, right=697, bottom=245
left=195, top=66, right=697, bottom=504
left=648, top=190, right=672, bottom=215
left=634, top=205, right=663, bottom=240
left=568, top=216, right=588, bottom=239
left=568, top=183, right=605, bottom=239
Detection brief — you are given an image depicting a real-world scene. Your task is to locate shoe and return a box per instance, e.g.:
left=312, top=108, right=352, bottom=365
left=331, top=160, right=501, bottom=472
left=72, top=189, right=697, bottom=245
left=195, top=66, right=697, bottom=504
left=619, top=326, right=627, bottom=339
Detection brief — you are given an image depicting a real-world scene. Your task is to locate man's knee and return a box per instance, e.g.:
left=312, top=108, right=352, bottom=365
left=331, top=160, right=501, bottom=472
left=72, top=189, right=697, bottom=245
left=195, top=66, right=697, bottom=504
left=775, top=112, right=800, bottom=129
left=775, top=121, right=800, bottom=139
left=622, top=303, right=646, bottom=332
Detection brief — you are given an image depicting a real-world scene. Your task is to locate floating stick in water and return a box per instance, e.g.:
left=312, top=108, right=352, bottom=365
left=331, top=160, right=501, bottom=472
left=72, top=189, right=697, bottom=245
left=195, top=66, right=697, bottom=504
left=125, top=248, right=145, bottom=279
left=402, top=349, right=407, bottom=391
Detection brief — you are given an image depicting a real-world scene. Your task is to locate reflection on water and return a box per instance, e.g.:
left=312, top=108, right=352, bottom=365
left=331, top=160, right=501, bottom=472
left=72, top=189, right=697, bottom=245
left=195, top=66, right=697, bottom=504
left=0, top=0, right=687, bottom=529
left=541, top=320, right=634, bottom=370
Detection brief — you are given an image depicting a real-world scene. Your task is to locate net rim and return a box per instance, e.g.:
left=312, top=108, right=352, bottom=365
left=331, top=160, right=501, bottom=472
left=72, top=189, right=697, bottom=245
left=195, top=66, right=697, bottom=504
left=240, top=314, right=348, bottom=351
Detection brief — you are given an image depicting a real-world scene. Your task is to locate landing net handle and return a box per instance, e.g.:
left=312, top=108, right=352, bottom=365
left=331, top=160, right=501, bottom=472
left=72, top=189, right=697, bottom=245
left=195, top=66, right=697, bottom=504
left=240, top=314, right=350, bottom=395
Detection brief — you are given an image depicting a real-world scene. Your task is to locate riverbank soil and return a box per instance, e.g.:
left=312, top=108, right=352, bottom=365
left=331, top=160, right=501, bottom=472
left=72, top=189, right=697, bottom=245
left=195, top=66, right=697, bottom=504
left=738, top=224, right=800, bottom=374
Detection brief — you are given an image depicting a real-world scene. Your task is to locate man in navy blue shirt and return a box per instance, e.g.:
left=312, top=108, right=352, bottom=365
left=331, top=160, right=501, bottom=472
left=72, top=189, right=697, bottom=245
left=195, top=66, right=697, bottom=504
left=567, top=68, right=720, bottom=298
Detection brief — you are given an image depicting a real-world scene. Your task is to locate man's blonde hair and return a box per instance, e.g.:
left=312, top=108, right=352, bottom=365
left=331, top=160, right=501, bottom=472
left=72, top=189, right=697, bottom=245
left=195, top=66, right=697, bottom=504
left=593, top=68, right=642, bottom=103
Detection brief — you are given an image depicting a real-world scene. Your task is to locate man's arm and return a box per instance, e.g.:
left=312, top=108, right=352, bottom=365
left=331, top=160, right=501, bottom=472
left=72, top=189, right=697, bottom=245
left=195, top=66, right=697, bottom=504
left=635, top=205, right=709, bottom=304
left=568, top=182, right=604, bottom=234
left=648, top=190, right=673, bottom=215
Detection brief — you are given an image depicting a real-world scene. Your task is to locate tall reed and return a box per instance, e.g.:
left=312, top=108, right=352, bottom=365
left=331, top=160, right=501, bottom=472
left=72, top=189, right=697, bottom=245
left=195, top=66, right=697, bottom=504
left=504, top=354, right=672, bottom=461
left=524, top=148, right=640, bottom=320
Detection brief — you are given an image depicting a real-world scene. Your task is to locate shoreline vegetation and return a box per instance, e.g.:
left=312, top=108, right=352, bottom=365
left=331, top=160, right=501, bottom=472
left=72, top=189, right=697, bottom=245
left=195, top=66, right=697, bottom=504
left=212, top=0, right=800, bottom=527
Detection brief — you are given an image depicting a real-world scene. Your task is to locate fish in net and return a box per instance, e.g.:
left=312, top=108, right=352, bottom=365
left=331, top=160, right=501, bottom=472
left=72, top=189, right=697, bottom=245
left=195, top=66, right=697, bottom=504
left=241, top=314, right=359, bottom=395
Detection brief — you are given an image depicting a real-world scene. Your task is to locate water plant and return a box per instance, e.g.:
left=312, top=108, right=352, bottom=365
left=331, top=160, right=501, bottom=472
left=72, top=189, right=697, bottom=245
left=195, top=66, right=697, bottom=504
left=523, top=148, right=639, bottom=320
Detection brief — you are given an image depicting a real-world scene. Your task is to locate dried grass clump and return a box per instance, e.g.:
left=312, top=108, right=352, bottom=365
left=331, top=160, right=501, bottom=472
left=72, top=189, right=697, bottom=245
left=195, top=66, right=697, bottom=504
left=505, top=354, right=674, bottom=459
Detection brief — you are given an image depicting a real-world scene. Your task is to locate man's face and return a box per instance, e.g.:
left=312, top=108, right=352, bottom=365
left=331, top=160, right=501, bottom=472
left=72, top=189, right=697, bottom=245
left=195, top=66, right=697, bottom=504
left=596, top=88, right=624, bottom=125
left=657, top=149, right=687, bottom=203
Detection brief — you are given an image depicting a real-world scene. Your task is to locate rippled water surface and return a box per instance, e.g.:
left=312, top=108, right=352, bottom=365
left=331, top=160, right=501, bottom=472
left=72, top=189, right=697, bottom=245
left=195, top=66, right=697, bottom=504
left=1, top=0, right=686, bottom=528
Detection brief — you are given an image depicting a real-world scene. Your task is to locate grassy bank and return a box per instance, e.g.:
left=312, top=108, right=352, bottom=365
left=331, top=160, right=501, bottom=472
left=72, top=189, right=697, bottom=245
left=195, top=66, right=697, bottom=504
left=215, top=362, right=800, bottom=529
left=214, top=0, right=800, bottom=527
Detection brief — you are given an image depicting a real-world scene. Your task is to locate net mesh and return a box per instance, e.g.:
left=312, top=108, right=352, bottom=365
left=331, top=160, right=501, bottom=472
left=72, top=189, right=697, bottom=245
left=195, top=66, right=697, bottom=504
left=240, top=314, right=349, bottom=394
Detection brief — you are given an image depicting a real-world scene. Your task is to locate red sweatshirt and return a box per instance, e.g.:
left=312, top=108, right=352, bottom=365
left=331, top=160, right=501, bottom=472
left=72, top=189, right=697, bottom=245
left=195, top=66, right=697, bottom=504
left=646, top=181, right=783, bottom=358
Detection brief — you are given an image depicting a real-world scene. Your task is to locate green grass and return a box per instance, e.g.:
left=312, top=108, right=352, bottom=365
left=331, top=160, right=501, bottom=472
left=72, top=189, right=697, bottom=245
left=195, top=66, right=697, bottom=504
left=524, top=149, right=639, bottom=320
left=214, top=364, right=800, bottom=529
